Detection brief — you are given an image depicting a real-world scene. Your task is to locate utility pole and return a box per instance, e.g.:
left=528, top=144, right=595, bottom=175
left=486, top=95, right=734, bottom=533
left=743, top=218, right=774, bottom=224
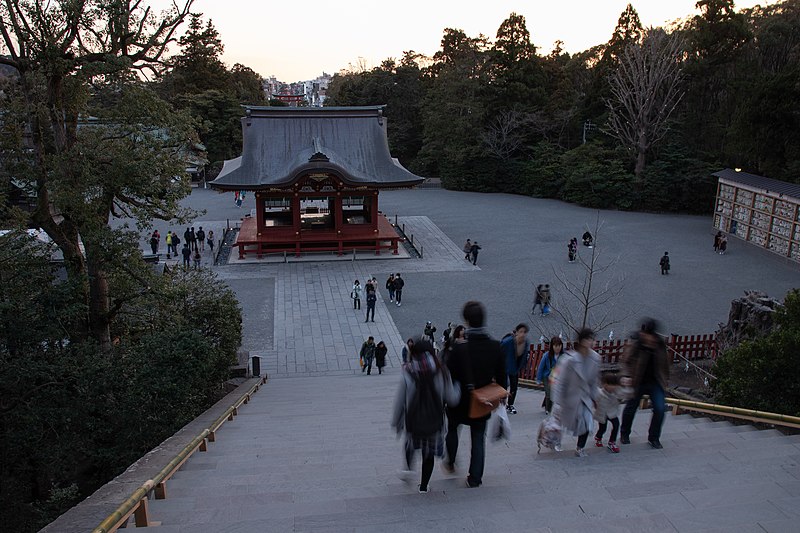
left=582, top=120, right=594, bottom=144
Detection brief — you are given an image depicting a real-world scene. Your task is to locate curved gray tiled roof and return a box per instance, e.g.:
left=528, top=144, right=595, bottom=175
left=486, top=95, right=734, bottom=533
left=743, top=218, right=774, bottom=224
left=210, top=106, right=424, bottom=190
left=713, top=168, right=800, bottom=201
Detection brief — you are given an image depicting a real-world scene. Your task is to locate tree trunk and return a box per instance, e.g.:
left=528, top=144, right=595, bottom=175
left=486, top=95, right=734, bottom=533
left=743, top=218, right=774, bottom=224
left=635, top=146, right=647, bottom=177
left=87, top=251, right=113, bottom=353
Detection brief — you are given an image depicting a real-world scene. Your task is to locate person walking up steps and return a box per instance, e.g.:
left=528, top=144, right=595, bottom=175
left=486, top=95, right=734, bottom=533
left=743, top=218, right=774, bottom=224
left=552, top=328, right=600, bottom=457
left=360, top=336, right=376, bottom=375
left=375, top=341, right=388, bottom=374
left=501, top=323, right=529, bottom=415
left=392, top=339, right=460, bottom=493
left=594, top=373, right=630, bottom=453
left=393, top=273, right=405, bottom=306
left=444, top=301, right=506, bottom=488
left=537, top=337, right=565, bottom=414
left=463, top=239, right=472, bottom=260
left=620, top=318, right=669, bottom=449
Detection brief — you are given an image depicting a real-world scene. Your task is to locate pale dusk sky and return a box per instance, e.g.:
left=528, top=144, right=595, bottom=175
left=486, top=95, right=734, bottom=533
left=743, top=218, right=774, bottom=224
left=152, top=0, right=774, bottom=82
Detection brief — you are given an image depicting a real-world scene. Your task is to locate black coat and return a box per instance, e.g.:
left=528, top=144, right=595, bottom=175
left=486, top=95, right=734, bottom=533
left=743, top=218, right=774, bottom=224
left=446, top=332, right=506, bottom=421
left=375, top=345, right=387, bottom=367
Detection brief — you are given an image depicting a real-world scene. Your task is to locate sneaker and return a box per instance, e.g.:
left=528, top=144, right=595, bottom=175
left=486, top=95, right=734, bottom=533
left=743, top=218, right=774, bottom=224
left=465, top=477, right=481, bottom=488
left=595, top=437, right=603, bottom=447
left=554, top=444, right=563, bottom=452
left=648, top=439, right=663, bottom=449
left=620, top=435, right=631, bottom=445
left=441, top=462, right=456, bottom=475
left=508, top=405, right=517, bottom=414
left=418, top=484, right=429, bottom=494
left=608, top=441, right=620, bottom=453
left=575, top=448, right=587, bottom=458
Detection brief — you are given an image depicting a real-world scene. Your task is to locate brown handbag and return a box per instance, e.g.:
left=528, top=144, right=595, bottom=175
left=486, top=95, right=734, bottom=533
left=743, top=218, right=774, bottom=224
left=469, top=383, right=508, bottom=419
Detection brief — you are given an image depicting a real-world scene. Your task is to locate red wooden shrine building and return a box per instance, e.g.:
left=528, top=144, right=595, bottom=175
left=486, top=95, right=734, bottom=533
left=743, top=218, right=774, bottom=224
left=210, top=106, right=424, bottom=258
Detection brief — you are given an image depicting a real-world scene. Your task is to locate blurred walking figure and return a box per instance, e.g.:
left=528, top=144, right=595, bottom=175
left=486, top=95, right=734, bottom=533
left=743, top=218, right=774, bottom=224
left=207, top=230, right=215, bottom=254
left=196, top=226, right=205, bottom=251
left=365, top=289, right=377, bottom=322
left=718, top=234, right=728, bottom=254
left=360, top=336, right=376, bottom=375
left=192, top=248, right=201, bottom=270
left=713, top=231, right=723, bottom=252
left=463, top=239, right=472, bottom=260
left=568, top=238, right=578, bottom=262
left=402, top=338, right=414, bottom=364
left=444, top=301, right=506, bottom=488
left=582, top=231, right=593, bottom=247
left=594, top=373, right=629, bottom=453
left=393, top=273, right=404, bottom=306
left=423, top=321, right=437, bottom=344
left=660, top=252, right=670, bottom=275
left=501, top=323, right=529, bottom=415
left=181, top=243, right=191, bottom=270
left=375, top=341, right=388, bottom=374
left=537, top=337, right=565, bottom=414
left=620, top=318, right=669, bottom=449
left=552, top=328, right=600, bottom=457
left=532, top=284, right=544, bottom=314
left=165, top=231, right=173, bottom=258
left=351, top=280, right=362, bottom=310
left=386, top=273, right=396, bottom=302
left=149, top=231, right=159, bottom=254
left=470, top=241, right=481, bottom=265
left=391, top=339, right=460, bottom=493
left=540, top=285, right=552, bottom=315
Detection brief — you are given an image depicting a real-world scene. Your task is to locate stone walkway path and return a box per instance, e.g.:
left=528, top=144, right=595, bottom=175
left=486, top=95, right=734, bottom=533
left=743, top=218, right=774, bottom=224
left=147, top=374, right=800, bottom=532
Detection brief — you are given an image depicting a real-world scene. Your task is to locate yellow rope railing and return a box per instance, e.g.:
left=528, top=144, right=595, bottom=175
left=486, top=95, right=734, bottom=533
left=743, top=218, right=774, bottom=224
left=92, top=376, right=266, bottom=532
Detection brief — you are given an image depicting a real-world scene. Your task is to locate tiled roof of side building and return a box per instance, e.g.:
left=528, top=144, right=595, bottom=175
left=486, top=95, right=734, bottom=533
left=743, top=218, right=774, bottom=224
left=713, top=168, right=800, bottom=201
left=210, top=106, right=425, bottom=190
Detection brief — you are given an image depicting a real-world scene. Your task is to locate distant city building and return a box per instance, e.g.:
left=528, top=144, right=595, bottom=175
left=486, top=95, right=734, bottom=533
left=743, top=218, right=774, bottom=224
left=261, top=73, right=331, bottom=107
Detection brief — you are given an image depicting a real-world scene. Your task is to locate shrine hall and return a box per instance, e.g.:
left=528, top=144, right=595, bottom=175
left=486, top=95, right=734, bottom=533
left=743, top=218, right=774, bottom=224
left=210, top=106, right=424, bottom=258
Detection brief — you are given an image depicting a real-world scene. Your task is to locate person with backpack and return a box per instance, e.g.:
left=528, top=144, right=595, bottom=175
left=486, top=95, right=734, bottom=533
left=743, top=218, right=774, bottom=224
left=536, top=337, right=565, bottom=414
left=391, top=338, right=460, bottom=494
left=443, top=301, right=506, bottom=488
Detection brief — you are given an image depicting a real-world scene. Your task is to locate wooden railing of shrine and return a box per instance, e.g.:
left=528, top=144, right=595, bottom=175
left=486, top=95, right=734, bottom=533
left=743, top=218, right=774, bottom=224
left=519, top=333, right=718, bottom=381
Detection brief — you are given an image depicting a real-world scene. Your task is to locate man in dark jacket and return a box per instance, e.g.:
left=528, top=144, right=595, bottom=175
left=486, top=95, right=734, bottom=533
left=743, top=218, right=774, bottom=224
left=393, top=273, right=405, bottom=306
left=501, top=323, right=529, bottom=414
left=620, top=318, right=670, bottom=449
left=444, top=301, right=506, bottom=488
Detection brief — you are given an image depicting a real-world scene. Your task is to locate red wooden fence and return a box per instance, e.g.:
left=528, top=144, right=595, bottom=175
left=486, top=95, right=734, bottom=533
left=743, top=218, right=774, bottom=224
left=520, top=333, right=717, bottom=381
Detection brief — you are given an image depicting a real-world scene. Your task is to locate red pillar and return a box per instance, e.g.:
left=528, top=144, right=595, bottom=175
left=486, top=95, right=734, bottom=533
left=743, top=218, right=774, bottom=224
left=255, top=192, right=265, bottom=258
left=293, top=193, right=301, bottom=257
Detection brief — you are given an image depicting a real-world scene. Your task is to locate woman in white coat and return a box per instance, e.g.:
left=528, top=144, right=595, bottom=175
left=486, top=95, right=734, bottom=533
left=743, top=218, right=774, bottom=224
left=552, top=328, right=601, bottom=457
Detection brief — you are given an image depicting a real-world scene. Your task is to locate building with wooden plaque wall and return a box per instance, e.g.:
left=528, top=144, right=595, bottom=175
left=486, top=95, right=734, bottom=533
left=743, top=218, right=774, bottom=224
left=210, top=106, right=424, bottom=258
left=713, top=169, right=800, bottom=263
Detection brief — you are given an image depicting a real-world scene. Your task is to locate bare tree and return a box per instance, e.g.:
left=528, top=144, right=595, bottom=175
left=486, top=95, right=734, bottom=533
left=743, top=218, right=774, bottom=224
left=605, top=28, right=685, bottom=177
left=542, top=214, right=636, bottom=338
left=480, top=109, right=531, bottom=160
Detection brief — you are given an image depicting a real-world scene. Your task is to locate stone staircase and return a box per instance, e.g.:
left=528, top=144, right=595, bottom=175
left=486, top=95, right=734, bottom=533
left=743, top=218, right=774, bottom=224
left=143, top=373, right=800, bottom=532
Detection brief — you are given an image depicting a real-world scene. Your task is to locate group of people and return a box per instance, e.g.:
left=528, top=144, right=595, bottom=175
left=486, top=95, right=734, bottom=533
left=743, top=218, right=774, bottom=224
left=541, top=319, right=670, bottom=457
left=390, top=305, right=671, bottom=493
left=359, top=336, right=388, bottom=375
left=149, top=227, right=215, bottom=270
left=351, top=273, right=406, bottom=322
left=462, top=239, right=482, bottom=266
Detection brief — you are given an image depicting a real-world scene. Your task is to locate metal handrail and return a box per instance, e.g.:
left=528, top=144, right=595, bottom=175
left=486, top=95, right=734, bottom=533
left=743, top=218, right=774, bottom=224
left=92, top=377, right=266, bottom=532
left=519, top=378, right=800, bottom=429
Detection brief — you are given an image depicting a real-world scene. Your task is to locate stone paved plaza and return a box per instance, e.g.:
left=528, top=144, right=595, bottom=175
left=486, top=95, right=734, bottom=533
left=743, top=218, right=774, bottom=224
left=71, top=187, right=800, bottom=532
left=142, top=187, right=798, bottom=378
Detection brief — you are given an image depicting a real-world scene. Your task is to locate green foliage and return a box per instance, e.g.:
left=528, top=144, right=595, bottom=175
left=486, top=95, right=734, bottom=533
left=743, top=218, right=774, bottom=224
left=712, top=290, right=800, bottom=416
left=560, top=143, right=635, bottom=209
left=0, top=249, right=242, bottom=531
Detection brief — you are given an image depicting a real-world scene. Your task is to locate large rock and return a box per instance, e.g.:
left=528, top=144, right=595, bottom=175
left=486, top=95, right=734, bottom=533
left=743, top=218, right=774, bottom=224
left=715, top=290, right=782, bottom=352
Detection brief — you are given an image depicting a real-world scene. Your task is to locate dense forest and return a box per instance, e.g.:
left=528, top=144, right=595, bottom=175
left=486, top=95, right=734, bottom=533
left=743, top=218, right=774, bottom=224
left=326, top=1, right=800, bottom=214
